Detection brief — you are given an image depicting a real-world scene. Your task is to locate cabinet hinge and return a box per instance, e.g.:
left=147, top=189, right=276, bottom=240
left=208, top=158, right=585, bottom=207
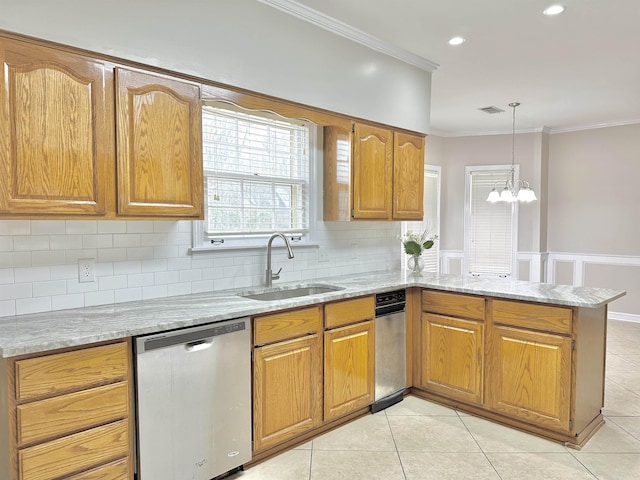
left=251, top=350, right=254, bottom=362
left=571, top=339, right=576, bottom=351
left=569, top=419, right=574, bottom=430
left=351, top=123, right=355, bottom=133
left=351, top=209, right=355, bottom=217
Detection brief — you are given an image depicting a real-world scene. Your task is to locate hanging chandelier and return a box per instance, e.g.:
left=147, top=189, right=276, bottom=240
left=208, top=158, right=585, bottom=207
left=486, top=102, right=537, bottom=203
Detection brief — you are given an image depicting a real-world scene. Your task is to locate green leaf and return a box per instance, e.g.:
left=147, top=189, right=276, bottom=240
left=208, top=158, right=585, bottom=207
left=423, top=240, right=434, bottom=250
left=404, top=240, right=422, bottom=255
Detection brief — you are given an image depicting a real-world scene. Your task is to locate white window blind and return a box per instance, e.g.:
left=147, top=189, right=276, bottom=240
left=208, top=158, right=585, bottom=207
left=468, top=169, right=514, bottom=276
left=402, top=168, right=440, bottom=273
left=202, top=104, right=310, bottom=236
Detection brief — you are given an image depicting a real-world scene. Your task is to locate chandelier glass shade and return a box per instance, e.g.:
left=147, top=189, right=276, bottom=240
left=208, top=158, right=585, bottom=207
left=486, top=102, right=537, bottom=203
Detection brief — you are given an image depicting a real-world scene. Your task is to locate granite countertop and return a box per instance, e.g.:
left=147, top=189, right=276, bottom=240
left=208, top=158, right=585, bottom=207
left=0, top=270, right=626, bottom=358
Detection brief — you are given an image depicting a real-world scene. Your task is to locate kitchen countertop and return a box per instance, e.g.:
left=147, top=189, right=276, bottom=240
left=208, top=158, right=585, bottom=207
left=0, top=270, right=626, bottom=358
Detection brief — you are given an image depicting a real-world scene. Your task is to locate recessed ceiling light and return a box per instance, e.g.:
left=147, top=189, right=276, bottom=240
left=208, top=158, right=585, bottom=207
left=448, top=36, right=466, bottom=46
left=543, top=5, right=565, bottom=15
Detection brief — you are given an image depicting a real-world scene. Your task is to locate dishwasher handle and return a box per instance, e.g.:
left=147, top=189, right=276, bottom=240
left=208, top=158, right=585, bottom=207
left=136, top=319, right=247, bottom=353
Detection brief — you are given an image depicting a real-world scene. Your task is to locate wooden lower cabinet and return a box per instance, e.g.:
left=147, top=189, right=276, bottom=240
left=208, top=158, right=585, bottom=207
left=420, top=313, right=483, bottom=405
left=324, top=320, right=375, bottom=420
left=0, top=340, right=133, bottom=480
left=253, top=334, right=323, bottom=451
left=486, top=324, right=572, bottom=432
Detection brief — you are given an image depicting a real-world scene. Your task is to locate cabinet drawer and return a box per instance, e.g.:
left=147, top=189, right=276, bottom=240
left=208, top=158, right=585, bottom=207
left=17, top=382, right=129, bottom=446
left=64, top=457, right=130, bottom=480
left=324, top=296, right=375, bottom=329
left=254, top=306, right=322, bottom=345
left=19, top=420, right=129, bottom=480
left=15, top=342, right=128, bottom=402
left=492, top=300, right=572, bottom=335
left=422, top=290, right=484, bottom=321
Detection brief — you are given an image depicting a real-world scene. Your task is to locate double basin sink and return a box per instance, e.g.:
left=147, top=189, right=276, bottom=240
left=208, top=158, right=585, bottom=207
left=238, top=284, right=344, bottom=301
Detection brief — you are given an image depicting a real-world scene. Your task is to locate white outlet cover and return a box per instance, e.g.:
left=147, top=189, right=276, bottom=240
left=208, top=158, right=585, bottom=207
left=78, top=258, right=96, bottom=283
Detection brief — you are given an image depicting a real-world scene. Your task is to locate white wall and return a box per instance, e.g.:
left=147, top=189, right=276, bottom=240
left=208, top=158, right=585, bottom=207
left=0, top=0, right=431, bottom=133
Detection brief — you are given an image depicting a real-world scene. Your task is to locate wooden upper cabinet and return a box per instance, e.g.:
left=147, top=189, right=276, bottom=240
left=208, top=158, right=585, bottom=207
left=0, top=39, right=113, bottom=216
left=352, top=123, right=393, bottom=219
left=393, top=132, right=424, bottom=220
left=323, top=123, right=425, bottom=221
left=115, top=68, right=203, bottom=218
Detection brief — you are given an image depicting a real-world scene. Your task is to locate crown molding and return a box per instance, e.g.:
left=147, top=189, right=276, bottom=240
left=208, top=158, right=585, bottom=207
left=548, top=119, right=640, bottom=134
left=257, top=0, right=439, bottom=72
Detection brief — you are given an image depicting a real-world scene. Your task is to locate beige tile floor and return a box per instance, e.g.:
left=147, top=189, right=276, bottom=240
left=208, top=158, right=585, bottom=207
left=230, top=319, right=640, bottom=479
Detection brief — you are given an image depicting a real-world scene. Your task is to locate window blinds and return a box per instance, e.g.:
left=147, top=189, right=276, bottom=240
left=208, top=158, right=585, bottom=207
left=468, top=169, right=514, bottom=276
left=202, top=105, right=310, bottom=236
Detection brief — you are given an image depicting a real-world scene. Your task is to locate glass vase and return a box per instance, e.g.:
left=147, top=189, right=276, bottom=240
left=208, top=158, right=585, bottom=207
left=407, top=254, right=424, bottom=274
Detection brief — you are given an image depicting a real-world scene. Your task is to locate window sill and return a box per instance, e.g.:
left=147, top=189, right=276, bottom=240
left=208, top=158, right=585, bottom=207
left=190, top=242, right=320, bottom=254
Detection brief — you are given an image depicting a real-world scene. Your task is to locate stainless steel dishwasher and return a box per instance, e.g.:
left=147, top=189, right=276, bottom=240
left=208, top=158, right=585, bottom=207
left=371, top=289, right=406, bottom=413
left=135, top=318, right=251, bottom=480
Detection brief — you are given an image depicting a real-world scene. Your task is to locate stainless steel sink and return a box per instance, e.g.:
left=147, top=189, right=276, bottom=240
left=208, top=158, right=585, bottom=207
left=239, top=285, right=344, bottom=301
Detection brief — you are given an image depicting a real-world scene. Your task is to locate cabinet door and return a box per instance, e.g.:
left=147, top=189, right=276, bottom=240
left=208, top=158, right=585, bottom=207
left=253, top=334, right=322, bottom=451
left=352, top=123, right=392, bottom=219
left=487, top=325, right=572, bottom=432
left=116, top=68, right=203, bottom=218
left=420, top=313, right=483, bottom=405
left=324, top=320, right=375, bottom=420
left=0, top=39, right=112, bottom=216
left=392, top=132, right=424, bottom=220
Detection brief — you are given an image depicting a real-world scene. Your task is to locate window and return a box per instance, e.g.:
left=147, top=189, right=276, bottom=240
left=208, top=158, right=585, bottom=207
left=193, top=102, right=314, bottom=249
left=464, top=165, right=518, bottom=277
left=402, top=166, right=441, bottom=273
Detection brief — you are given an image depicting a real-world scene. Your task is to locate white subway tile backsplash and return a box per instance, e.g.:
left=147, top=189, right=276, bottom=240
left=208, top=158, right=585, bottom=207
left=65, top=220, right=98, bottom=235
left=142, top=284, right=168, bottom=300
left=115, top=287, right=142, bottom=303
left=85, top=290, right=115, bottom=307
left=128, top=273, right=155, bottom=288
left=82, top=234, right=113, bottom=249
left=52, top=293, right=85, bottom=311
left=15, top=266, right=51, bottom=283
left=16, top=297, right=51, bottom=315
left=0, top=219, right=400, bottom=318
left=31, top=251, right=66, bottom=266
left=0, top=299, right=16, bottom=317
left=33, top=280, right=67, bottom=297
left=0, top=237, right=13, bottom=252
left=50, top=235, right=83, bottom=250
left=0, top=283, right=32, bottom=300
left=31, top=220, right=66, bottom=235
left=98, top=221, right=127, bottom=234
left=98, top=248, right=128, bottom=263
left=113, top=261, right=142, bottom=276
left=0, top=220, right=30, bottom=235
left=98, top=275, right=129, bottom=291
left=13, top=236, right=50, bottom=251
left=0, top=268, right=14, bottom=284
left=126, top=247, right=154, bottom=261
left=114, top=234, right=140, bottom=248
left=126, top=221, right=154, bottom=234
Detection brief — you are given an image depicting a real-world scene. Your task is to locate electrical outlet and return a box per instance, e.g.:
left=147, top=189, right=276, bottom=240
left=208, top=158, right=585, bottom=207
left=318, top=249, right=330, bottom=262
left=78, top=258, right=96, bottom=283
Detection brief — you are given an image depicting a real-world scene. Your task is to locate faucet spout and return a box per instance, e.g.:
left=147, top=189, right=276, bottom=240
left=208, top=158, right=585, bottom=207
left=266, top=233, right=295, bottom=287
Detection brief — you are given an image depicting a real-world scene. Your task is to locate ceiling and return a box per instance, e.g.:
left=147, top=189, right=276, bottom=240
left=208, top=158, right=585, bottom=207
left=280, top=0, right=640, bottom=136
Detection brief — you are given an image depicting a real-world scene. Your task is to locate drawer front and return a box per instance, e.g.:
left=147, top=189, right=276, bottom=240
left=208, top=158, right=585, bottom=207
left=19, top=420, right=129, bottom=480
left=17, top=382, right=129, bottom=446
left=492, top=299, right=572, bottom=335
left=64, top=457, right=130, bottom=480
left=324, top=296, right=375, bottom=329
left=16, top=342, right=128, bottom=402
left=254, top=306, right=322, bottom=345
left=422, top=290, right=485, bottom=321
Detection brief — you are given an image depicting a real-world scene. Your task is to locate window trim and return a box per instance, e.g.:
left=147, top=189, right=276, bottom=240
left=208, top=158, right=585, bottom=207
left=192, top=108, right=318, bottom=252
left=463, top=164, right=519, bottom=278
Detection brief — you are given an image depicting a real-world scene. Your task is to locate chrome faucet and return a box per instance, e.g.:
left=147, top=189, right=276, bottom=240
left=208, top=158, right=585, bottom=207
left=265, top=233, right=295, bottom=287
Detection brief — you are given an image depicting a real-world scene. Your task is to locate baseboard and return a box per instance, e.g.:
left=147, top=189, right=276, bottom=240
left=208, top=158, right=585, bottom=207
left=608, top=311, right=640, bottom=323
